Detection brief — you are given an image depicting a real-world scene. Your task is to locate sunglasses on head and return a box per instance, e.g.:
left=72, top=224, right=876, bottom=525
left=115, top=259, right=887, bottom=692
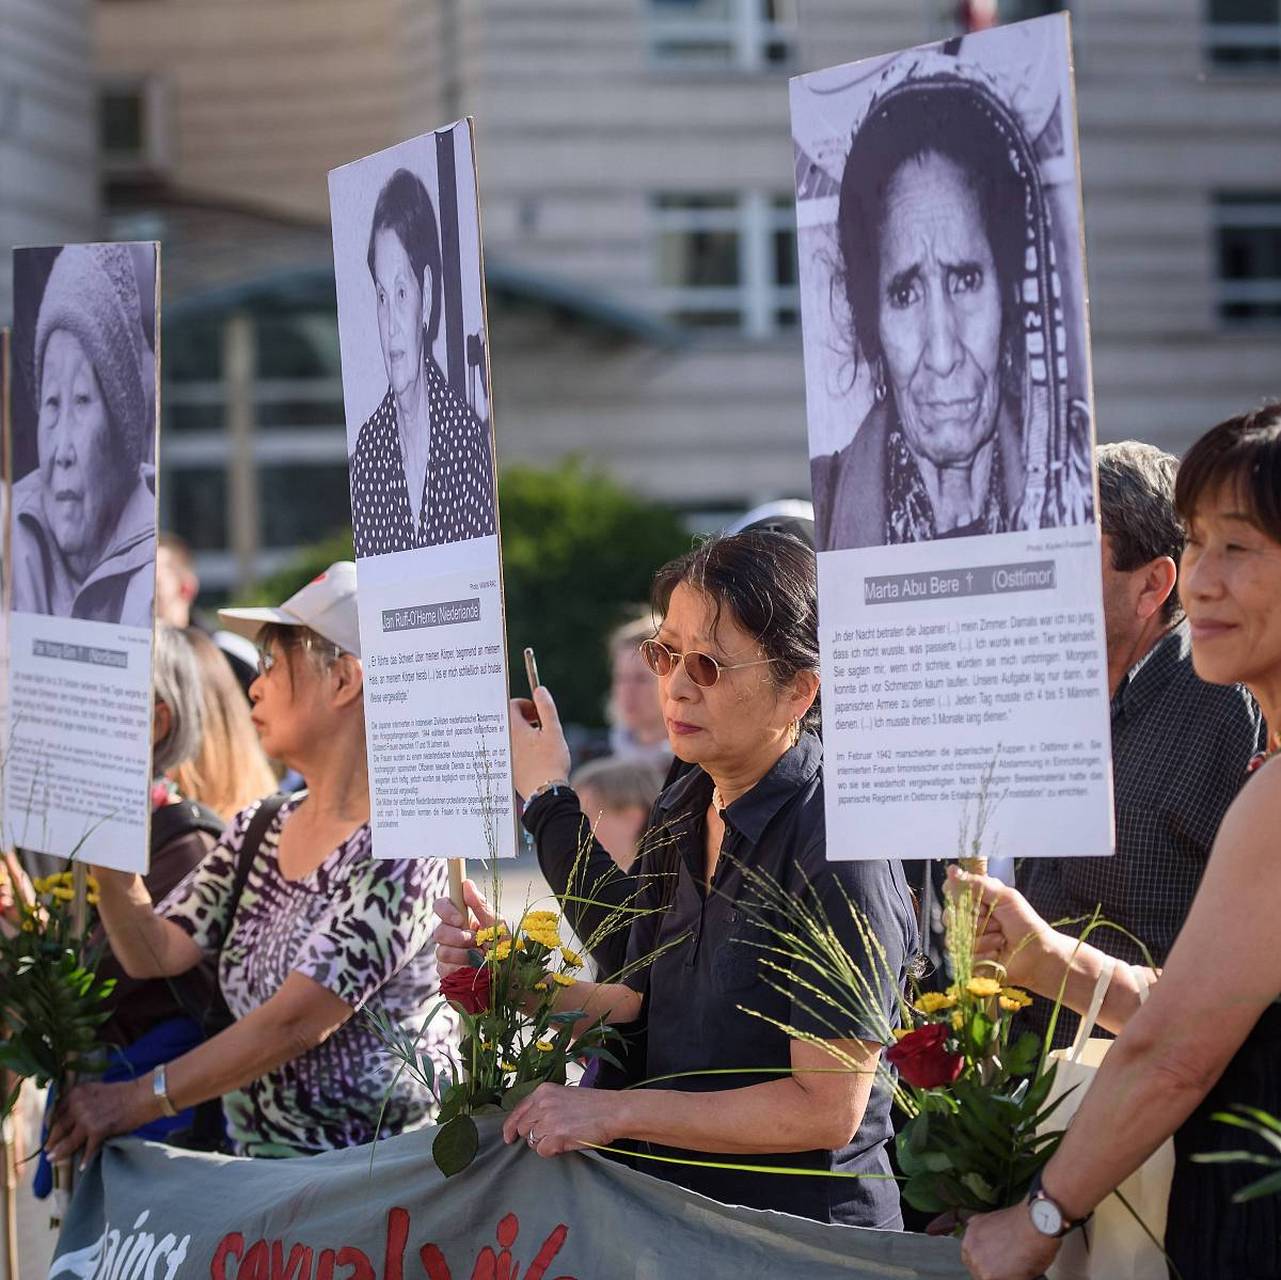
left=638, top=638, right=775, bottom=689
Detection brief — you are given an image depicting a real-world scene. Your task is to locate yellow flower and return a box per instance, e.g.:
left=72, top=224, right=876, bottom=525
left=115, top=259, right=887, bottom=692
left=86, top=875, right=100, bottom=893
left=532, top=981, right=549, bottom=992
left=951, top=1011, right=965, bottom=1031
left=552, top=973, right=575, bottom=988
left=965, top=977, right=1002, bottom=999
left=524, top=910, right=559, bottom=928
left=524, top=932, right=563, bottom=952
left=50, top=886, right=75, bottom=902
left=892, top=1027, right=915, bottom=1041
left=999, top=987, right=1032, bottom=1011
left=560, top=947, right=583, bottom=969
left=502, top=1061, right=518, bottom=1072
left=913, top=991, right=957, bottom=1015
left=475, top=923, right=508, bottom=946
left=493, top=939, right=514, bottom=961
left=535, top=1039, right=554, bottom=1053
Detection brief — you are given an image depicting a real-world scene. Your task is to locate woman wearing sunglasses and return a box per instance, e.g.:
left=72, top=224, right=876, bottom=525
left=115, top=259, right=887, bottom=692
left=46, top=563, right=456, bottom=1165
left=435, top=530, right=917, bottom=1226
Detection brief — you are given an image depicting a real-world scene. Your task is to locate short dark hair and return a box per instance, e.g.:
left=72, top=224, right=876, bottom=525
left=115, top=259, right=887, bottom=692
left=1175, top=403, right=1281, bottom=546
left=837, top=77, right=1027, bottom=389
left=1097, top=442, right=1185, bottom=625
left=366, top=168, right=443, bottom=347
left=650, top=530, right=820, bottom=733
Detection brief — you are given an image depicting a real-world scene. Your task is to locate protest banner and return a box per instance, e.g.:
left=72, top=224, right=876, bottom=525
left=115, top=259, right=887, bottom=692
left=330, top=121, right=516, bottom=866
left=5, top=244, right=160, bottom=873
left=792, top=15, right=1113, bottom=862
left=49, top=1121, right=966, bottom=1279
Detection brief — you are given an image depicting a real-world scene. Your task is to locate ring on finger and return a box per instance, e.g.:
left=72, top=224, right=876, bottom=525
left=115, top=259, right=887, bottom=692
left=527, top=1130, right=539, bottom=1149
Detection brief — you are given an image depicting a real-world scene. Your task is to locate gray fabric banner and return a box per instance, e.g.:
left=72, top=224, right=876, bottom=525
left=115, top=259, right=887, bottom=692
left=48, top=1117, right=966, bottom=1279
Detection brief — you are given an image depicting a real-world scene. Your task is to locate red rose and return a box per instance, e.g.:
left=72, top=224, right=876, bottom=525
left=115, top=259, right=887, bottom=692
left=441, top=965, right=491, bottom=1015
left=886, top=1023, right=964, bottom=1090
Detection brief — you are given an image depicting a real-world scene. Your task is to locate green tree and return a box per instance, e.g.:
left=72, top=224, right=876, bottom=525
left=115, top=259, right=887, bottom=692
left=251, top=460, right=690, bottom=726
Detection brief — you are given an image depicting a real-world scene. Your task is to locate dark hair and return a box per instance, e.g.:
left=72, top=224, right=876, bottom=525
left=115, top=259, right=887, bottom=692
left=1175, top=402, right=1281, bottom=545
left=1096, top=442, right=1185, bottom=625
left=837, top=78, right=1027, bottom=389
left=650, top=530, right=820, bottom=733
left=366, top=168, right=443, bottom=346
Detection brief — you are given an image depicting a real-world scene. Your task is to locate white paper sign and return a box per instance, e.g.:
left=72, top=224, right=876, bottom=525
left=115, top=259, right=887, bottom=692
left=791, top=16, right=1114, bottom=861
left=330, top=120, right=516, bottom=861
left=6, top=243, right=159, bottom=873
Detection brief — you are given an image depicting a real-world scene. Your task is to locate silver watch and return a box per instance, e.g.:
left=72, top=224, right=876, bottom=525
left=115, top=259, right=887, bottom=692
left=152, top=1064, right=178, bottom=1118
left=1027, top=1170, right=1087, bottom=1238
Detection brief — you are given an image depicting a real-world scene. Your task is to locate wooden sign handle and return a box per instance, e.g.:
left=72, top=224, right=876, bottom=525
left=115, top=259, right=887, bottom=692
left=448, top=858, right=466, bottom=915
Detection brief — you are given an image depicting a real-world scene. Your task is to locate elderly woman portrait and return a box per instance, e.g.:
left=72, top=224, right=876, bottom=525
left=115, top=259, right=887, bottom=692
left=811, top=73, right=1093, bottom=550
left=12, top=243, right=156, bottom=625
left=348, top=166, right=496, bottom=556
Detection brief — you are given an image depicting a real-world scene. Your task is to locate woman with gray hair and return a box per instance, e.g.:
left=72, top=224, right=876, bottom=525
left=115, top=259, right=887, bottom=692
left=12, top=242, right=156, bottom=625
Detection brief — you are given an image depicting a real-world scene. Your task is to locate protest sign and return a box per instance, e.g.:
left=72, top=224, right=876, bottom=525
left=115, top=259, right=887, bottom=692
left=791, top=15, right=1113, bottom=862
left=50, top=1121, right=966, bottom=1279
left=330, top=122, right=514, bottom=861
left=5, top=245, right=159, bottom=873
left=330, top=121, right=516, bottom=863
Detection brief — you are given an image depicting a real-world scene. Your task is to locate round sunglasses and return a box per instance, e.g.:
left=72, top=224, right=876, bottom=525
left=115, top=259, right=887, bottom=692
left=638, top=638, right=775, bottom=689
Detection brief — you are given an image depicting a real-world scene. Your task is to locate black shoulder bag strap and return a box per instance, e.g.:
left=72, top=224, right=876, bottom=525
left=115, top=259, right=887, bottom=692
left=226, top=792, right=290, bottom=928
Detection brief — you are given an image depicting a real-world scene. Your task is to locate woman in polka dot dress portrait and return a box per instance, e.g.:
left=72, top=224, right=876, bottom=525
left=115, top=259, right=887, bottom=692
left=347, top=167, right=496, bottom=558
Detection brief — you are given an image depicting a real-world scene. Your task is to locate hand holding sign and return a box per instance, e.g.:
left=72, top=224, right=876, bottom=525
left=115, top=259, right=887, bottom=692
left=509, top=687, right=571, bottom=801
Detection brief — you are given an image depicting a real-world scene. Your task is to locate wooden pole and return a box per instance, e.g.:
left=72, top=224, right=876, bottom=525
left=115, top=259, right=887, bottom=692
left=448, top=859, right=466, bottom=915
left=1, top=1104, right=17, bottom=1280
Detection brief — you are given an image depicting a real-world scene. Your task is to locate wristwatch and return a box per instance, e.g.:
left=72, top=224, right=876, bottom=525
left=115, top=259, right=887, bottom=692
left=152, top=1064, right=178, bottom=1118
left=526, top=777, right=570, bottom=803
left=1026, top=1169, right=1089, bottom=1238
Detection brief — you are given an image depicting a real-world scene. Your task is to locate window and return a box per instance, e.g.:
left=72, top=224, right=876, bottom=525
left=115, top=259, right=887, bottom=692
left=1206, top=0, right=1281, bottom=68
left=1215, top=192, right=1281, bottom=323
left=648, top=0, right=795, bottom=71
left=654, top=192, right=797, bottom=336
left=99, top=78, right=171, bottom=177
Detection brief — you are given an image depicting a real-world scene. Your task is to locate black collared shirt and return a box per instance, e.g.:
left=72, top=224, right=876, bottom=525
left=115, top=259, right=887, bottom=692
left=1020, top=621, right=1265, bottom=1045
left=619, top=733, right=917, bottom=1227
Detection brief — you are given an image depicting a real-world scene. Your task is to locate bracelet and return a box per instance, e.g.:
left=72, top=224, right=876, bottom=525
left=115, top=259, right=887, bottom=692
left=527, top=778, right=570, bottom=803
left=152, top=1064, right=178, bottom=1118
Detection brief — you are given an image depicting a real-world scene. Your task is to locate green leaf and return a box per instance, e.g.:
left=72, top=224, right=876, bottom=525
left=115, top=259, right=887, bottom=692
left=1003, top=1032, right=1040, bottom=1078
left=501, top=1080, right=540, bottom=1111
left=902, top=1172, right=949, bottom=1215
left=432, top=1115, right=479, bottom=1177
left=1236, top=1170, right=1281, bottom=1203
left=576, top=1045, right=624, bottom=1072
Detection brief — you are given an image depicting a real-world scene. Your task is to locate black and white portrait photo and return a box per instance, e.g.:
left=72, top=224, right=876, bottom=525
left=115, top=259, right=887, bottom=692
left=10, top=243, right=158, bottom=627
left=793, top=18, right=1095, bottom=552
left=331, top=125, right=497, bottom=559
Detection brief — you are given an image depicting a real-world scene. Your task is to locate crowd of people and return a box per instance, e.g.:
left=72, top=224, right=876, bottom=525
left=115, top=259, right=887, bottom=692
left=3, top=405, right=1280, bottom=1278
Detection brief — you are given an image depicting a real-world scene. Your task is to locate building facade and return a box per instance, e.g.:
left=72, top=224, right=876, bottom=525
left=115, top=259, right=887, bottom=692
left=0, top=0, right=97, bottom=326
left=88, top=0, right=1281, bottom=589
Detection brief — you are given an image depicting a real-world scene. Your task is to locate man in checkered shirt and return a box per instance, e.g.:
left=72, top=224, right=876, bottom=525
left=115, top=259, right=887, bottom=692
left=1019, top=442, right=1267, bottom=1047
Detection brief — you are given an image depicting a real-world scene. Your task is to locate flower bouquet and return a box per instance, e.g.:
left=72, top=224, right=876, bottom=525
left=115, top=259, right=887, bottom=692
left=370, top=899, right=634, bottom=1176
left=0, top=866, right=113, bottom=1120
left=0, top=862, right=115, bottom=1223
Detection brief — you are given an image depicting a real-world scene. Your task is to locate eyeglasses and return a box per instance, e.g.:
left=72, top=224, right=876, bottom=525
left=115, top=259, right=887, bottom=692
left=638, top=638, right=775, bottom=689
left=255, top=635, right=343, bottom=679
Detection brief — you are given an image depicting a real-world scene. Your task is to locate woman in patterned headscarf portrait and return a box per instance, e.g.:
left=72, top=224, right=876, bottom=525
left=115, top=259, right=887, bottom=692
left=347, top=167, right=496, bottom=557
left=813, top=73, right=1093, bottom=550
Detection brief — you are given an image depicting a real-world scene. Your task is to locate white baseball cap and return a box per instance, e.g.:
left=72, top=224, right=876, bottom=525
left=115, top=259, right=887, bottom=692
left=218, top=560, right=362, bottom=658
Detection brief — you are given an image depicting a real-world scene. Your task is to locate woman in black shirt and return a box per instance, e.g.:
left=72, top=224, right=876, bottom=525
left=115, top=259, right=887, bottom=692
left=438, top=531, right=917, bottom=1226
